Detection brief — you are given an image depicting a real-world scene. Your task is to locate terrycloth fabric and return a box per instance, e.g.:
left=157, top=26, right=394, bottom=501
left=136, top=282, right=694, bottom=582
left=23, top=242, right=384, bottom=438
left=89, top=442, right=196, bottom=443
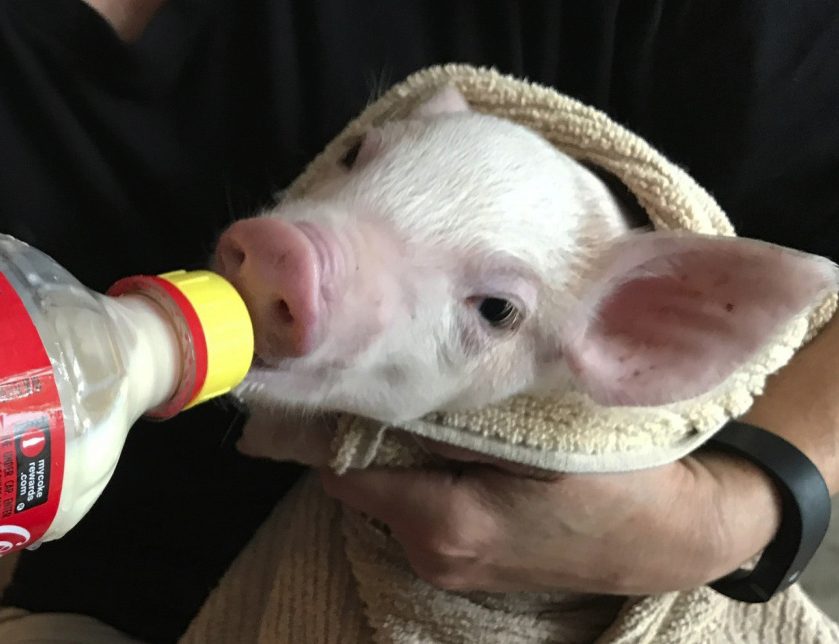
left=180, top=473, right=839, bottom=644
left=179, top=65, right=839, bottom=644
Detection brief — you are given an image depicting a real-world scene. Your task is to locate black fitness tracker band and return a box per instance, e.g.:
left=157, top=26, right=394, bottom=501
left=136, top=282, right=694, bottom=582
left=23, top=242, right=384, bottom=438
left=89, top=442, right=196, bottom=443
left=704, top=421, right=832, bottom=603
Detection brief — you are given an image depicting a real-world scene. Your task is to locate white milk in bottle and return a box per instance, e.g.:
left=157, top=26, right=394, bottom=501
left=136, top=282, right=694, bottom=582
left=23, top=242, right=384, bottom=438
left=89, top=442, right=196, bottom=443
left=0, top=234, right=253, bottom=555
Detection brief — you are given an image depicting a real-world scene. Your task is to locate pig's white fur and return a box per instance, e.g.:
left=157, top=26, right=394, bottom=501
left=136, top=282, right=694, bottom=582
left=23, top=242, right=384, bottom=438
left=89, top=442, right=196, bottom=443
left=232, top=86, right=838, bottom=428
left=235, top=92, right=631, bottom=422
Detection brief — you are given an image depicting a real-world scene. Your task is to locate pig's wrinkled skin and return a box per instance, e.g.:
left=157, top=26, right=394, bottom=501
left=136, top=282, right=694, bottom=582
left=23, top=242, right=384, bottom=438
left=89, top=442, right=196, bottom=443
left=216, top=86, right=838, bottom=461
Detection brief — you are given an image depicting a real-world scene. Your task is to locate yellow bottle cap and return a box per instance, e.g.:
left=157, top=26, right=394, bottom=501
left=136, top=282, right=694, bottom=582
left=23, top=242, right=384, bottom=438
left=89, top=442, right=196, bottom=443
left=157, top=270, right=254, bottom=409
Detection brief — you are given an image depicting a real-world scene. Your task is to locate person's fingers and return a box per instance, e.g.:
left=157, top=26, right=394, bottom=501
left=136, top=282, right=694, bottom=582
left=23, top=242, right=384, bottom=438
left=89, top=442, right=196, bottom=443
left=319, top=466, right=479, bottom=534
left=319, top=465, right=511, bottom=589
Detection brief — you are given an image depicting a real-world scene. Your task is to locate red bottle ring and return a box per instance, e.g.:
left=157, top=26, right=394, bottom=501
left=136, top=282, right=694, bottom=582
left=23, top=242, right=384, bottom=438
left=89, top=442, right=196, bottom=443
left=107, top=276, right=209, bottom=420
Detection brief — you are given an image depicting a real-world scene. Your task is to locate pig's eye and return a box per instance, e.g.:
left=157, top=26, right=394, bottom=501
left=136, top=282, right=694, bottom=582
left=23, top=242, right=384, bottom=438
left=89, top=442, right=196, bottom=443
left=477, top=297, right=522, bottom=331
left=339, top=137, right=364, bottom=169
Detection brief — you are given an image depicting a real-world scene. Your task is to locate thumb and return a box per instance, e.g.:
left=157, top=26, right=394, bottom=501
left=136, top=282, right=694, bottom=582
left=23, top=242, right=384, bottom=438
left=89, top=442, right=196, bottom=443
left=319, top=466, right=462, bottom=531
left=318, top=465, right=511, bottom=546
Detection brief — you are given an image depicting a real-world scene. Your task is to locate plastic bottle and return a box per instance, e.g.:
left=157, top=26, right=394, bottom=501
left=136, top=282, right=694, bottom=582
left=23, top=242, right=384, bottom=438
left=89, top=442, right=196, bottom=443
left=0, top=234, right=253, bottom=556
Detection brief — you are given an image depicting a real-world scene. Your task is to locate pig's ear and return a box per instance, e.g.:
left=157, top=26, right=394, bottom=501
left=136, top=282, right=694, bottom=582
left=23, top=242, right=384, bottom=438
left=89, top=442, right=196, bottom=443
left=563, top=232, right=838, bottom=406
left=411, top=85, right=471, bottom=118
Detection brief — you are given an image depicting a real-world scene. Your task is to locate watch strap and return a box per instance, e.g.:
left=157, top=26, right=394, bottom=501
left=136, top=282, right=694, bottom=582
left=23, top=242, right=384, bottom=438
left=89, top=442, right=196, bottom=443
left=705, top=421, right=831, bottom=603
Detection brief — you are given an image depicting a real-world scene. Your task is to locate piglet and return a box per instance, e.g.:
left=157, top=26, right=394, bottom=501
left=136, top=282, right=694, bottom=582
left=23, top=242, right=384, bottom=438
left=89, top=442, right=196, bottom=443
left=214, top=86, right=838, bottom=462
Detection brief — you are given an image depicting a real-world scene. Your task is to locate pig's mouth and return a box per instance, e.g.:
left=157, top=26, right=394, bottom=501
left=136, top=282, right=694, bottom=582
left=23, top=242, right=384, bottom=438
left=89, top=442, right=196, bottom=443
left=235, top=350, right=365, bottom=420
left=245, top=349, right=346, bottom=388
left=249, top=352, right=351, bottom=375
left=250, top=354, right=298, bottom=373
left=235, top=355, right=316, bottom=404
left=251, top=355, right=273, bottom=369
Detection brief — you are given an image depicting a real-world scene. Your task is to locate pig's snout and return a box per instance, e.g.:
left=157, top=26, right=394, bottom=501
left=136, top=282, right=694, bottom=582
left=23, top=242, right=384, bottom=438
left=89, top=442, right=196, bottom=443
left=215, top=218, right=323, bottom=358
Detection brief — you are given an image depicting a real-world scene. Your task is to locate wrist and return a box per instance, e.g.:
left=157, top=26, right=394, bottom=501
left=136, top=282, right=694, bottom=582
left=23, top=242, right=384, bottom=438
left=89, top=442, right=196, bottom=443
left=701, top=421, right=832, bottom=602
left=739, top=313, right=839, bottom=494
left=696, top=449, right=783, bottom=576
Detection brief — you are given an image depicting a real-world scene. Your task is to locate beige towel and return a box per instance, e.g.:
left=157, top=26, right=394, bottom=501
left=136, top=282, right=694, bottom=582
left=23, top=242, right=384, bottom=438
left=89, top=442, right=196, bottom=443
left=180, top=65, right=839, bottom=643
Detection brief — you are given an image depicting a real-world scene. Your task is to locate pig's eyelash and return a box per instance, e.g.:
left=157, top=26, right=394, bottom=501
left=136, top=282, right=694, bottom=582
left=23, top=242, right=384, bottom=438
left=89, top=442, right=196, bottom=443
left=478, top=298, right=521, bottom=329
left=467, top=296, right=524, bottom=332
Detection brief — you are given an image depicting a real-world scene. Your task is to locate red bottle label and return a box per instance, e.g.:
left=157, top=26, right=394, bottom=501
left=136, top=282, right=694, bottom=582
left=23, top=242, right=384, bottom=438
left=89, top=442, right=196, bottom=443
left=0, top=273, right=65, bottom=556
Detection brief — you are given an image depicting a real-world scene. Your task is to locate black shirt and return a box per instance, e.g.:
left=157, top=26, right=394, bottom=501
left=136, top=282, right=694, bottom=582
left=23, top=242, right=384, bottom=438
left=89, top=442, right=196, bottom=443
left=1, top=1, right=838, bottom=642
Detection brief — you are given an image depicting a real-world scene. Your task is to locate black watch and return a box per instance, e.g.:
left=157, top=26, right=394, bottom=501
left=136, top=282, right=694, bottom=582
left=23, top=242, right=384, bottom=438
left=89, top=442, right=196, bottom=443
left=704, top=421, right=832, bottom=603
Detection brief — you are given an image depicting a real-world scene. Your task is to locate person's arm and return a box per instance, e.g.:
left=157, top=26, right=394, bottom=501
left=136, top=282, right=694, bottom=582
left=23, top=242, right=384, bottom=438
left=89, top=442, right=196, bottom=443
left=80, top=0, right=166, bottom=41
left=320, top=313, right=839, bottom=594
left=742, top=313, right=839, bottom=493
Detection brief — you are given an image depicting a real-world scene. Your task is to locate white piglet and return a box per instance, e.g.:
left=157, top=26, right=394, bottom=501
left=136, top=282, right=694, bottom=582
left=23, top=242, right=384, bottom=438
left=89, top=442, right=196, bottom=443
left=215, top=86, right=837, bottom=438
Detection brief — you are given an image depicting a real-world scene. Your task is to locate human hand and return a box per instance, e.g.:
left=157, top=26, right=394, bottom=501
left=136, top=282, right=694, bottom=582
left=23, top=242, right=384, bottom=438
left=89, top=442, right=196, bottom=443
left=320, top=314, right=839, bottom=596
left=319, top=439, right=781, bottom=595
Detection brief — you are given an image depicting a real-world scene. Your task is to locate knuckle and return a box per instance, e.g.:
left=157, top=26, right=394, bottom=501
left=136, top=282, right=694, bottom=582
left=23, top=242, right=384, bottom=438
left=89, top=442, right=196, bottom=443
left=403, top=511, right=496, bottom=592
left=409, top=555, right=474, bottom=591
left=420, top=492, right=496, bottom=558
left=410, top=527, right=465, bottom=562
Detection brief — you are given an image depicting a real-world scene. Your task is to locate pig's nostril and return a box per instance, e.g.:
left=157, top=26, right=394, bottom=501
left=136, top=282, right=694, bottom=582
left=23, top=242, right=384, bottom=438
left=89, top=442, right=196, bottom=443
left=276, top=300, right=294, bottom=325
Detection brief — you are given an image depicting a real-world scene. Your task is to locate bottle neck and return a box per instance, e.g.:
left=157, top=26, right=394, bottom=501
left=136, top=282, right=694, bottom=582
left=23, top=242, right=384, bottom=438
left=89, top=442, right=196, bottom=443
left=103, top=269, right=254, bottom=421
left=103, top=294, right=183, bottom=420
